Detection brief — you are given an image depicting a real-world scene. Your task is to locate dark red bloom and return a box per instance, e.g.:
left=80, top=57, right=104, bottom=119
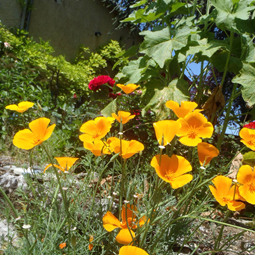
left=244, top=121, right=255, bottom=129
left=88, top=75, right=115, bottom=91
left=73, top=94, right=77, bottom=99
left=133, top=109, right=141, bottom=116
left=109, top=92, right=121, bottom=99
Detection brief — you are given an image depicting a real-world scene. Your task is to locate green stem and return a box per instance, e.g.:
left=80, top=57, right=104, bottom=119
left=213, top=210, right=231, bottom=254
left=196, top=61, right=204, bottom=107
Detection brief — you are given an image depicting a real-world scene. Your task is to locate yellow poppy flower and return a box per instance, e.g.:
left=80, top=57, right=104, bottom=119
left=117, top=84, right=140, bottom=94
left=112, top=111, right=135, bottom=125
left=13, top=117, right=56, bottom=150
left=103, top=205, right=136, bottom=245
left=237, top=165, right=255, bottom=204
left=44, top=157, right=79, bottom=173
left=176, top=111, right=214, bottom=146
left=165, top=100, right=198, bottom=118
left=79, top=117, right=114, bottom=142
left=151, top=154, right=193, bottom=189
left=197, top=142, right=219, bottom=166
left=119, top=246, right=149, bottom=255
left=239, top=128, right=255, bottom=151
left=83, top=139, right=112, bottom=156
left=209, top=176, right=245, bottom=211
left=5, top=101, right=34, bottom=113
left=109, top=138, right=144, bottom=159
left=153, top=120, right=181, bottom=146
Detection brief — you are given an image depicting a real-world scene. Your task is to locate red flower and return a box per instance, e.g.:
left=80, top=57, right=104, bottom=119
left=88, top=75, right=115, bottom=91
left=133, top=109, right=141, bottom=116
left=73, top=94, right=77, bottom=99
left=109, top=92, right=121, bottom=99
left=244, top=121, right=255, bottom=129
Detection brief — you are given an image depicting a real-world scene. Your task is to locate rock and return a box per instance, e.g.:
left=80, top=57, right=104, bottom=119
left=228, top=152, right=243, bottom=179
left=0, top=219, right=17, bottom=241
left=0, top=172, right=27, bottom=193
left=2, top=165, right=15, bottom=171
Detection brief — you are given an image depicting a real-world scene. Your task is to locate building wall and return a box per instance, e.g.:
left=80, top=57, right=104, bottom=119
left=0, top=0, right=22, bottom=28
left=28, top=0, right=140, bottom=61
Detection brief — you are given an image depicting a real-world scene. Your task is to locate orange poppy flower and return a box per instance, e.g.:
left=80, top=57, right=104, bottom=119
left=151, top=154, right=193, bottom=189
left=59, top=242, right=66, bottom=249
left=117, top=84, right=140, bottom=94
left=88, top=235, right=93, bottom=251
left=44, top=157, right=79, bottom=173
left=197, top=142, right=219, bottom=166
left=103, top=206, right=136, bottom=244
left=153, top=120, right=181, bottom=146
left=5, top=101, right=34, bottom=113
left=79, top=117, right=114, bottom=142
left=119, top=246, right=149, bottom=255
left=165, top=100, right=198, bottom=118
left=112, top=111, right=135, bottom=125
left=209, top=176, right=245, bottom=211
left=237, top=165, right=255, bottom=204
left=109, top=138, right=144, bottom=159
left=239, top=128, right=255, bottom=151
left=13, top=117, right=56, bottom=150
left=176, top=111, right=213, bottom=146
left=83, top=139, right=113, bottom=156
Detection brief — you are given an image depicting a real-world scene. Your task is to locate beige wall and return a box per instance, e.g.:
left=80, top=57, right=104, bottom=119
left=0, top=0, right=22, bottom=28
left=28, top=0, right=140, bottom=61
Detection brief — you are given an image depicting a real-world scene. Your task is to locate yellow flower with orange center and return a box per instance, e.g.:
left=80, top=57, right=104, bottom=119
left=5, top=101, right=34, bottom=113
left=237, top=165, right=255, bottom=204
left=151, top=154, right=193, bottom=189
left=103, top=204, right=146, bottom=245
left=176, top=111, right=213, bottom=146
left=165, top=100, right=198, bottom=118
left=44, top=157, right=79, bottom=173
left=83, top=138, right=113, bottom=156
left=13, top=117, right=56, bottom=150
left=153, top=120, right=181, bottom=146
left=197, top=142, right=219, bottom=166
left=119, top=246, right=149, bottom=255
left=109, top=138, right=144, bottom=159
left=79, top=117, right=114, bottom=142
left=117, top=84, right=140, bottom=94
left=112, top=111, right=135, bottom=125
left=239, top=128, right=255, bottom=151
left=209, top=176, right=245, bottom=211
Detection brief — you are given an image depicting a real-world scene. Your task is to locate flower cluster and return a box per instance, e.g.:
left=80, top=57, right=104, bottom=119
left=243, top=121, right=255, bottom=129
left=88, top=75, right=115, bottom=91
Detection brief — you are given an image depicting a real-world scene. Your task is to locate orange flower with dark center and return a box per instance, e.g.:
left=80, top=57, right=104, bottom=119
left=79, top=117, right=114, bottom=142
left=209, top=176, right=245, bottom=211
left=5, top=101, right=34, bottom=113
left=151, top=154, right=193, bottom=189
left=153, top=120, right=181, bottom=146
left=119, top=246, right=149, bottom=255
left=103, top=204, right=146, bottom=245
left=44, top=157, right=79, bottom=173
left=112, top=111, right=135, bottom=125
left=165, top=100, right=198, bottom=118
left=117, top=84, right=140, bottom=94
left=109, top=138, right=144, bottom=159
left=13, top=118, right=56, bottom=150
left=176, top=111, right=213, bottom=146
left=59, top=242, right=66, bottom=249
left=197, top=142, right=219, bottom=166
left=237, top=165, right=255, bottom=204
left=239, top=128, right=255, bottom=151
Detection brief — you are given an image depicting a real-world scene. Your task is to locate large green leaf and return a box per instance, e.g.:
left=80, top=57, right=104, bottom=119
left=243, top=151, right=255, bottom=167
left=142, top=78, right=189, bottom=120
left=232, top=63, right=255, bottom=107
left=140, top=25, right=193, bottom=68
left=101, top=98, right=117, bottom=117
left=212, top=0, right=255, bottom=30
left=243, top=35, right=255, bottom=63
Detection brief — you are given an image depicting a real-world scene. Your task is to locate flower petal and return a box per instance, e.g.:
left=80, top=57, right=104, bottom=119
left=117, top=84, right=139, bottom=94
left=116, top=228, right=135, bottom=245
left=179, top=136, right=202, bottom=146
left=170, top=174, right=193, bottom=189
left=13, top=129, right=37, bottom=150
left=29, top=118, right=51, bottom=140
left=197, top=142, right=219, bottom=166
left=239, top=185, right=255, bottom=204
left=55, top=157, right=79, bottom=171
left=103, top=212, right=121, bottom=232
left=119, top=246, right=149, bottom=255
